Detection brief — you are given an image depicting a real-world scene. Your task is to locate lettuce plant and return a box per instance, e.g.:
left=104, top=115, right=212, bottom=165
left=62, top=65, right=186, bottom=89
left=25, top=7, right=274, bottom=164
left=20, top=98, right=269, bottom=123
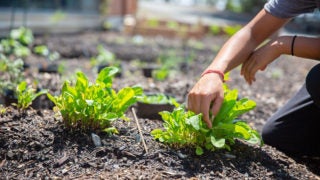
left=151, top=85, right=262, bottom=155
left=10, top=26, right=34, bottom=46
left=14, top=81, right=48, bottom=110
left=47, top=66, right=143, bottom=133
left=0, top=27, right=34, bottom=58
left=33, top=45, right=60, bottom=62
left=90, top=44, right=117, bottom=67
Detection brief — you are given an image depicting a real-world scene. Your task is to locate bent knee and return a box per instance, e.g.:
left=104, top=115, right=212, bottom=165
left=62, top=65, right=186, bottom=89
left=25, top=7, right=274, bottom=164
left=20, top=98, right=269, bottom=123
left=306, top=64, right=320, bottom=107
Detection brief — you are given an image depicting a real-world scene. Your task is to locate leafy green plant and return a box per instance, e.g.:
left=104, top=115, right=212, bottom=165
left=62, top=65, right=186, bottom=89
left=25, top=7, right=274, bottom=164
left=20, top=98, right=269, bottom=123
left=13, top=81, right=48, bottom=110
left=151, top=85, right=262, bottom=155
left=0, top=54, right=24, bottom=94
left=138, top=93, right=179, bottom=107
left=153, top=67, right=169, bottom=81
left=50, top=10, right=66, bottom=24
left=187, top=39, right=204, bottom=50
left=57, top=61, right=66, bottom=75
left=33, top=45, right=60, bottom=62
left=0, top=38, right=30, bottom=58
left=47, top=66, right=143, bottom=133
left=10, top=26, right=34, bottom=46
left=209, top=25, right=221, bottom=35
left=166, top=21, right=179, bottom=30
left=90, top=45, right=119, bottom=67
left=146, top=18, right=159, bottom=28
left=157, top=51, right=183, bottom=69
left=0, top=104, right=6, bottom=115
left=33, top=45, right=50, bottom=56
left=0, top=27, right=34, bottom=58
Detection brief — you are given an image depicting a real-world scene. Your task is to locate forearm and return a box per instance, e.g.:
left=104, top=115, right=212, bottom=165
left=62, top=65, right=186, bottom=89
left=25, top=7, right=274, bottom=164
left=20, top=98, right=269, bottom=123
left=205, top=9, right=289, bottom=74
left=291, top=36, right=320, bottom=60
left=268, top=35, right=320, bottom=60
left=207, top=28, right=259, bottom=73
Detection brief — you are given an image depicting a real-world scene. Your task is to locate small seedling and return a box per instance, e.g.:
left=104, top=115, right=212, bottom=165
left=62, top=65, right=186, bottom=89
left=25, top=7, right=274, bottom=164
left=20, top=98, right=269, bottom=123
left=0, top=54, right=24, bottom=95
left=10, top=26, right=34, bottom=46
left=13, top=81, right=48, bottom=110
left=0, top=105, right=6, bottom=115
left=166, top=21, right=179, bottom=30
left=209, top=25, right=221, bottom=35
left=153, top=67, right=169, bottom=81
left=146, top=18, right=159, bottom=28
left=90, top=45, right=120, bottom=71
left=33, top=45, right=50, bottom=56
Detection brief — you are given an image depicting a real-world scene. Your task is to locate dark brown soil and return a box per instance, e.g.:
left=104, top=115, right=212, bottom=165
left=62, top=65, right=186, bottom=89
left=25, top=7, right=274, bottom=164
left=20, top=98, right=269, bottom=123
left=1, top=30, right=319, bottom=179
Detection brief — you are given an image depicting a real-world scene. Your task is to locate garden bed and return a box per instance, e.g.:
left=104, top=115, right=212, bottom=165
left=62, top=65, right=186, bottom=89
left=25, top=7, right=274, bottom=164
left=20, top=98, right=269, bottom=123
left=0, top=30, right=319, bottom=179
left=124, top=18, right=208, bottom=39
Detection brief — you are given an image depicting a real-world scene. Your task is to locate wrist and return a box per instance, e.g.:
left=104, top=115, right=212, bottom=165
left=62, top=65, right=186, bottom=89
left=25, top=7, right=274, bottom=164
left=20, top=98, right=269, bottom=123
left=201, top=69, right=225, bottom=82
left=272, top=36, right=293, bottom=56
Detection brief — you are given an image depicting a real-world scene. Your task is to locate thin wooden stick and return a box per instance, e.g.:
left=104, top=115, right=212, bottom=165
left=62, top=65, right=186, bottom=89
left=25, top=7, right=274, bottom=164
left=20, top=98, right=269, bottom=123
left=131, top=107, right=148, bottom=154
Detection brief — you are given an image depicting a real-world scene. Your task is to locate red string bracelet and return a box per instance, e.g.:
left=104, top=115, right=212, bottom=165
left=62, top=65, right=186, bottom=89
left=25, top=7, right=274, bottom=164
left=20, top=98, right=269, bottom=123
left=201, top=69, right=225, bottom=82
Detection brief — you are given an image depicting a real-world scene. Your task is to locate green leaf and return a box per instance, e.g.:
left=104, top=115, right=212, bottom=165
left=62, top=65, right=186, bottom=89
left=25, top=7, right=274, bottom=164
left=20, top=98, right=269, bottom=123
left=213, top=89, right=238, bottom=125
left=86, top=99, right=94, bottom=106
left=33, top=45, right=49, bottom=56
left=196, top=146, right=204, bottom=155
left=233, top=124, right=251, bottom=140
left=114, top=88, right=136, bottom=112
left=224, top=98, right=256, bottom=124
left=185, top=114, right=202, bottom=130
left=96, top=66, right=118, bottom=86
left=103, top=127, right=118, bottom=134
left=210, top=135, right=225, bottom=148
left=34, top=89, right=48, bottom=99
left=17, top=81, right=27, bottom=92
left=247, top=130, right=263, bottom=146
left=151, top=129, right=164, bottom=139
left=75, top=71, right=89, bottom=91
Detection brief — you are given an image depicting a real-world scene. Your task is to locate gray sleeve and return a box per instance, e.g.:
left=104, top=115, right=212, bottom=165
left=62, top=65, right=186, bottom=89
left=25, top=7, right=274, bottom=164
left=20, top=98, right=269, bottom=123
left=264, top=0, right=317, bottom=18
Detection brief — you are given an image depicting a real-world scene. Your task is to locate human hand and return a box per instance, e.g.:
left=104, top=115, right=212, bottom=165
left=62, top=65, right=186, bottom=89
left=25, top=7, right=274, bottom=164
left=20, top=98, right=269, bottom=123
left=187, top=73, right=224, bottom=128
left=241, top=40, right=280, bottom=84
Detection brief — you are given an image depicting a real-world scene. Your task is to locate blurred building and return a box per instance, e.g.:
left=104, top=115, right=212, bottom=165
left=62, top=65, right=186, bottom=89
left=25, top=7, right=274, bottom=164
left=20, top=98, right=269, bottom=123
left=0, top=0, right=137, bottom=36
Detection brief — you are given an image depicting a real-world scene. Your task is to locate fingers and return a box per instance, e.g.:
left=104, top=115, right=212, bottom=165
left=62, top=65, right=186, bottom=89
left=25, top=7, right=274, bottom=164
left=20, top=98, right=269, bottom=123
left=187, top=92, right=200, bottom=115
left=211, top=91, right=224, bottom=117
left=187, top=74, right=225, bottom=128
left=188, top=91, right=211, bottom=128
left=200, top=96, right=212, bottom=128
left=241, top=56, right=259, bottom=85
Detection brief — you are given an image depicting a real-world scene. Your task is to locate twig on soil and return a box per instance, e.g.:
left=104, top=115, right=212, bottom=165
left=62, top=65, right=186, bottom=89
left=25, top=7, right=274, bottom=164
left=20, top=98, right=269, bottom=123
left=131, top=107, right=149, bottom=154
left=0, top=159, right=6, bottom=168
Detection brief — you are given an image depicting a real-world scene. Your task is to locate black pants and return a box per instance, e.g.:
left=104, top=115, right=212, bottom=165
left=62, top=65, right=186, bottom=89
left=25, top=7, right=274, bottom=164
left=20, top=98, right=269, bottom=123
left=262, top=63, right=320, bottom=157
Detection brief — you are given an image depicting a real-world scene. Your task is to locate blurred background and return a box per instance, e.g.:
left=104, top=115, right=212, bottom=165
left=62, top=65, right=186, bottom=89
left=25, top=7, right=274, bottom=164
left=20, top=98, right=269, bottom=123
left=0, top=0, right=319, bottom=36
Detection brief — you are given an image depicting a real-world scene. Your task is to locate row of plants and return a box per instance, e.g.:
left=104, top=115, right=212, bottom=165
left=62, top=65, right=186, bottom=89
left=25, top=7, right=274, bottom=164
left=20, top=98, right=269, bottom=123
left=0, top=27, right=64, bottom=108
left=1, top=62, right=262, bottom=155
left=0, top=27, right=187, bottom=109
left=125, top=16, right=243, bottom=39
left=0, top=27, right=262, bottom=156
